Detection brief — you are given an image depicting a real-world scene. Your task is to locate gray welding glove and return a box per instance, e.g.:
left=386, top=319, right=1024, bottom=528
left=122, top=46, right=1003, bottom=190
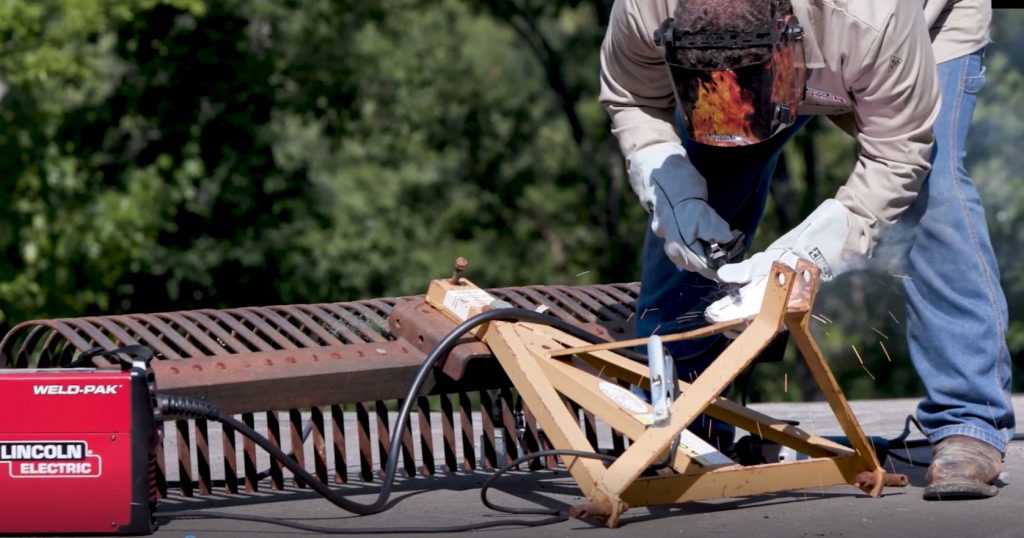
left=628, top=142, right=735, bottom=281
left=705, top=199, right=866, bottom=323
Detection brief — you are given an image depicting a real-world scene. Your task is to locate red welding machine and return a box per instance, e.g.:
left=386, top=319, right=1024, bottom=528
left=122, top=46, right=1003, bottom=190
left=0, top=367, right=156, bottom=535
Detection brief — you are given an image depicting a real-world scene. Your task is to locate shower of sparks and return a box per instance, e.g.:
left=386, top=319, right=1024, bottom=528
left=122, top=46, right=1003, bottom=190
left=888, top=310, right=900, bottom=324
left=871, top=327, right=889, bottom=340
left=818, top=314, right=834, bottom=324
left=575, top=271, right=591, bottom=277
left=880, top=340, right=892, bottom=362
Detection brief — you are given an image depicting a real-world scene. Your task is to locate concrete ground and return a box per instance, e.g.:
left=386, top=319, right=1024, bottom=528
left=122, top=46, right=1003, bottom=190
left=148, top=396, right=1024, bottom=538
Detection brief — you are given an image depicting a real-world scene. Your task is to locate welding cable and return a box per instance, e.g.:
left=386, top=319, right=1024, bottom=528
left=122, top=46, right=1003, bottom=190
left=66, top=345, right=154, bottom=368
left=156, top=399, right=575, bottom=532
left=881, top=414, right=1024, bottom=468
left=480, top=449, right=618, bottom=515
left=155, top=307, right=645, bottom=516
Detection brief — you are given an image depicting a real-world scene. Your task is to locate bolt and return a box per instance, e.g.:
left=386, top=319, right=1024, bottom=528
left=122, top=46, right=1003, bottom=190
left=450, top=257, right=469, bottom=285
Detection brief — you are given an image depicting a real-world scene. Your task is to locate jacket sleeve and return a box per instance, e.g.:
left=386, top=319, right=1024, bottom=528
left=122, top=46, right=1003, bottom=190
left=599, top=0, right=681, bottom=158
left=836, top=0, right=941, bottom=258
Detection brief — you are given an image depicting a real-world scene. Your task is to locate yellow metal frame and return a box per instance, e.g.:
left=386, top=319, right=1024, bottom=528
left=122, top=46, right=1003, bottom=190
left=425, top=260, right=898, bottom=528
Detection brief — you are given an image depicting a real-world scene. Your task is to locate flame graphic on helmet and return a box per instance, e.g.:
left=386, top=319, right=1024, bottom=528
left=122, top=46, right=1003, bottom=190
left=690, top=70, right=756, bottom=146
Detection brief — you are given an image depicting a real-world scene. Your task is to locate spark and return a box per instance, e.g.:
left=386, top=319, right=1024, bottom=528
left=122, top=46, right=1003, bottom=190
left=890, top=274, right=912, bottom=280
left=811, top=314, right=829, bottom=325
left=575, top=271, right=591, bottom=277
left=626, top=311, right=635, bottom=322
left=880, top=340, right=892, bottom=362
left=852, top=345, right=875, bottom=379
left=784, top=373, right=788, bottom=393
left=871, top=327, right=889, bottom=340
left=818, top=314, right=834, bottom=324
left=852, top=345, right=865, bottom=366
left=640, top=308, right=659, bottom=320
left=903, top=445, right=915, bottom=466
left=888, top=311, right=900, bottom=324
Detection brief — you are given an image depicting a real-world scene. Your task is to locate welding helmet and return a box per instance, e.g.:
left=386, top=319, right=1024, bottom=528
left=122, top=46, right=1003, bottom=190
left=654, top=1, right=807, bottom=147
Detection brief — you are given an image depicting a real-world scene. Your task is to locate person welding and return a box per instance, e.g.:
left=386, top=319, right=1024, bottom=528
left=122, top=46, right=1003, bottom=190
left=600, top=0, right=1011, bottom=499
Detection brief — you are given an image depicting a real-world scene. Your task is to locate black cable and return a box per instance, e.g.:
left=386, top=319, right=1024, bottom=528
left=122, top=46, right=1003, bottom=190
left=881, top=414, right=1024, bottom=467
left=156, top=307, right=645, bottom=516
left=66, top=345, right=153, bottom=368
left=480, top=449, right=617, bottom=515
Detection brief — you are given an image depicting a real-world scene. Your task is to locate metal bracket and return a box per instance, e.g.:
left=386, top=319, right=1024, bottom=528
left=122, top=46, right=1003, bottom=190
left=646, top=335, right=675, bottom=428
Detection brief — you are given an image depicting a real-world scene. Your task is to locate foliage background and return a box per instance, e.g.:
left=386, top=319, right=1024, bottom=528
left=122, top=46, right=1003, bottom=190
left=0, top=0, right=1021, bottom=401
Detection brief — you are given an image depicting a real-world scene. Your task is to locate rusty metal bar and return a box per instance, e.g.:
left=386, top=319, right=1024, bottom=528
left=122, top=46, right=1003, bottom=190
left=375, top=401, right=391, bottom=479
left=242, top=413, right=258, bottom=492
left=176, top=421, right=193, bottom=497
left=267, top=411, right=285, bottom=490
left=331, top=405, right=348, bottom=484
left=480, top=390, right=497, bottom=470
left=289, top=409, right=308, bottom=489
left=523, top=406, right=555, bottom=469
left=397, top=399, right=416, bottom=478
left=459, top=392, right=476, bottom=472
left=222, top=420, right=239, bottom=494
left=499, top=389, right=520, bottom=468
left=417, top=397, right=435, bottom=476
left=356, top=402, right=373, bottom=482
left=440, top=393, right=458, bottom=473
left=195, top=418, right=213, bottom=495
left=150, top=342, right=428, bottom=415
left=312, top=407, right=329, bottom=484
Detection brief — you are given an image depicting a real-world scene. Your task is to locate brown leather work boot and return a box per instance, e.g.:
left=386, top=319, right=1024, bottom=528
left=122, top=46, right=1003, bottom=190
left=923, top=435, right=1002, bottom=500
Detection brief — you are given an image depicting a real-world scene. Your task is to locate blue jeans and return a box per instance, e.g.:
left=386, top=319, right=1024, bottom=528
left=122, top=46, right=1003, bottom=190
left=902, top=48, right=1015, bottom=454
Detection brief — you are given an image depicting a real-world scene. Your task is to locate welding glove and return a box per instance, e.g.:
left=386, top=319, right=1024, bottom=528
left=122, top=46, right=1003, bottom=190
left=705, top=199, right=867, bottom=324
left=628, top=142, right=736, bottom=280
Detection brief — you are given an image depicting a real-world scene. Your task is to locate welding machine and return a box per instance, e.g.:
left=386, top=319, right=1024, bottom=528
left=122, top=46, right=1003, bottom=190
left=0, top=365, right=156, bottom=535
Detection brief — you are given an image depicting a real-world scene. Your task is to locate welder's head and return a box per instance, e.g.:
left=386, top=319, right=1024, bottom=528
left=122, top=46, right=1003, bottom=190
left=655, top=0, right=807, bottom=147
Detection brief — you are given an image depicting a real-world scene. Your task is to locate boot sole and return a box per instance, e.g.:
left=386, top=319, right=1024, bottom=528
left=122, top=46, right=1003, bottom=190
left=923, top=481, right=998, bottom=500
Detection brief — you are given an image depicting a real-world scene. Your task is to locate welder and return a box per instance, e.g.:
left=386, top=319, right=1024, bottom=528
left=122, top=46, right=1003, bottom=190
left=600, top=0, right=1012, bottom=499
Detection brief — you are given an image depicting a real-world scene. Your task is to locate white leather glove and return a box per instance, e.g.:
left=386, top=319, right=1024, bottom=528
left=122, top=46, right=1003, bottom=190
left=705, top=199, right=865, bottom=323
left=628, top=142, right=736, bottom=280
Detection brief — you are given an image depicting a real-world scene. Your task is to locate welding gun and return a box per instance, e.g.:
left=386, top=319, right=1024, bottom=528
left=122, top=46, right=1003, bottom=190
left=702, top=231, right=746, bottom=272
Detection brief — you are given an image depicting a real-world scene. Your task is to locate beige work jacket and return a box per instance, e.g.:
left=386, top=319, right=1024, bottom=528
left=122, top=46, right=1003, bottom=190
left=926, top=0, right=991, bottom=63
left=600, top=0, right=953, bottom=258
